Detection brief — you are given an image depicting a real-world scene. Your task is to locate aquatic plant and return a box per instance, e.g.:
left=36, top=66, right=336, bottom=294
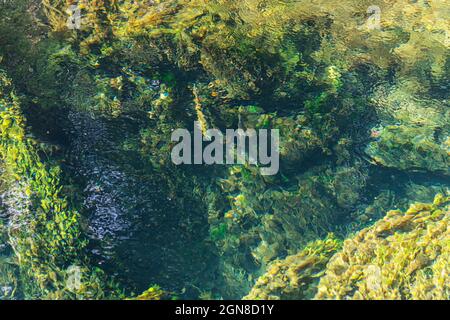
left=315, top=194, right=450, bottom=300
left=365, top=125, right=449, bottom=174
left=131, top=285, right=167, bottom=300
left=244, top=235, right=341, bottom=300
left=0, top=71, right=122, bottom=299
left=205, top=159, right=371, bottom=298
left=0, top=0, right=447, bottom=300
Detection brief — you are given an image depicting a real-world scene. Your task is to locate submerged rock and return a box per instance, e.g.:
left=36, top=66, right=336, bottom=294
left=315, top=194, right=449, bottom=300
left=244, top=194, right=449, bottom=300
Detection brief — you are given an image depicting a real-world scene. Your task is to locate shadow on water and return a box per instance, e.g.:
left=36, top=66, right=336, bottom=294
left=56, top=111, right=219, bottom=298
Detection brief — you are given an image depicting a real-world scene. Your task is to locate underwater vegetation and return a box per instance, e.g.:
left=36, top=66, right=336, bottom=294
left=0, top=71, right=124, bottom=299
left=244, top=235, right=342, bottom=300
left=0, top=0, right=449, bottom=300
left=316, top=194, right=450, bottom=300
left=244, top=195, right=449, bottom=300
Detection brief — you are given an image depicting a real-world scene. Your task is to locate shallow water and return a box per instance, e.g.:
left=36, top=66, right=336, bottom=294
left=0, top=0, right=449, bottom=300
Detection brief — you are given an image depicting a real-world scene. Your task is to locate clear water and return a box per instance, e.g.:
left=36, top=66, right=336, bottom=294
left=0, top=0, right=449, bottom=300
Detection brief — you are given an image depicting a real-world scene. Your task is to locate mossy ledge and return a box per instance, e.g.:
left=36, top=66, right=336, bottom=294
left=0, top=71, right=123, bottom=299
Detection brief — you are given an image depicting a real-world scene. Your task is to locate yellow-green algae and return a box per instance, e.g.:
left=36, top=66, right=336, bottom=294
left=0, top=71, right=122, bottom=299
left=0, top=0, right=448, bottom=300
left=244, top=235, right=341, bottom=300
left=243, top=195, right=449, bottom=300
left=315, top=194, right=449, bottom=300
left=130, top=285, right=167, bottom=300
left=365, top=125, right=449, bottom=174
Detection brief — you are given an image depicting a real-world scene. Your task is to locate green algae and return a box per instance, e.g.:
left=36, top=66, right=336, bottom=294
left=244, top=194, right=450, bottom=300
left=0, top=0, right=448, bottom=300
left=316, top=194, right=450, bottom=300
left=365, top=125, right=449, bottom=174
left=244, top=235, right=342, bottom=300
left=0, top=71, right=123, bottom=299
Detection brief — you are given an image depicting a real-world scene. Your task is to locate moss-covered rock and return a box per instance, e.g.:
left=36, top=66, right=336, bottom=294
left=0, top=0, right=448, bottom=300
left=365, top=125, right=449, bottom=174
left=315, top=194, right=450, bottom=300
left=244, top=236, right=341, bottom=300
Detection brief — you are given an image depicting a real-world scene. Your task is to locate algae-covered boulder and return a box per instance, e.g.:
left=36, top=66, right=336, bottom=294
left=244, top=194, right=449, bottom=300
left=243, top=236, right=341, bottom=300
left=0, top=219, right=20, bottom=300
left=365, top=125, right=449, bottom=175
left=315, top=194, right=450, bottom=300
